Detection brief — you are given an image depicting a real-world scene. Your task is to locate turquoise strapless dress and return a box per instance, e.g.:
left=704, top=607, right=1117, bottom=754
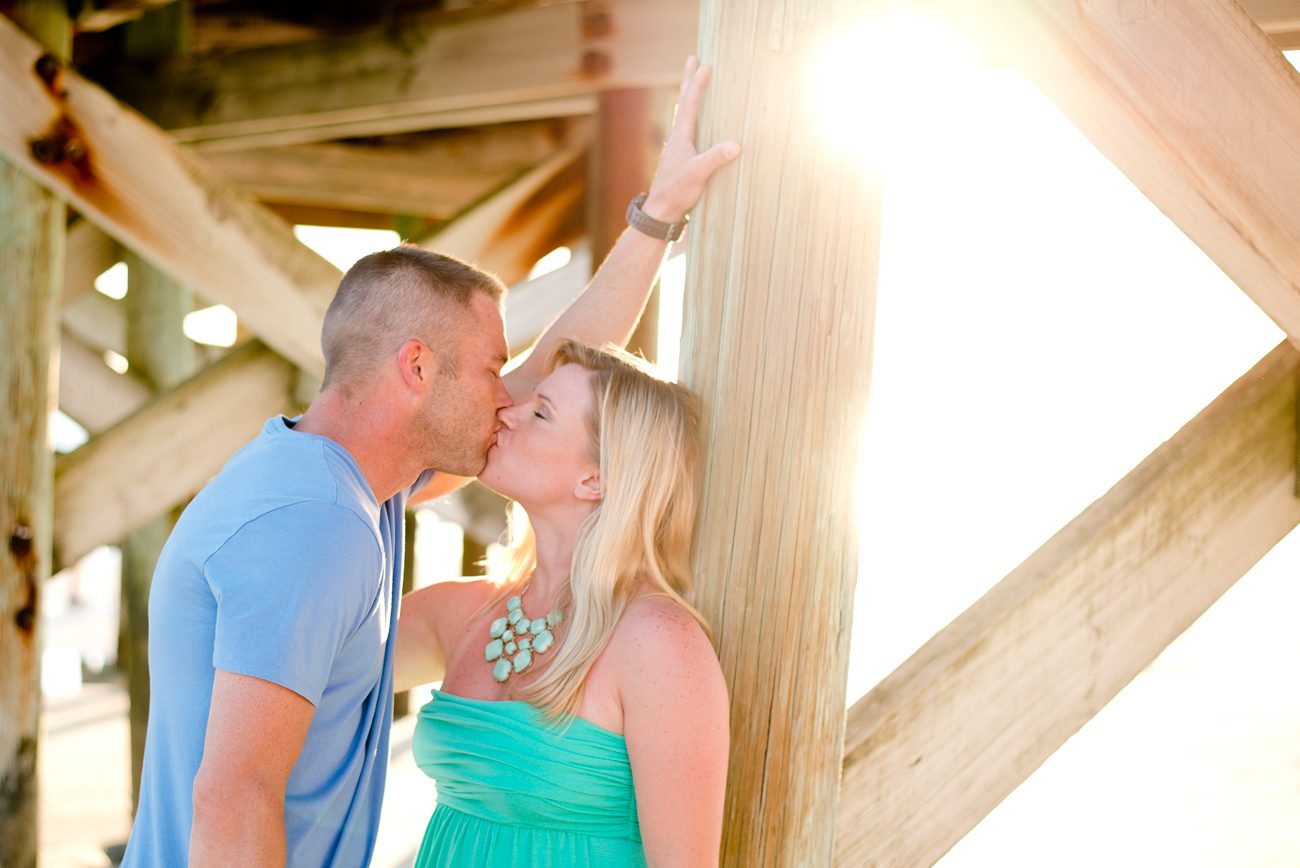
left=411, top=689, right=647, bottom=867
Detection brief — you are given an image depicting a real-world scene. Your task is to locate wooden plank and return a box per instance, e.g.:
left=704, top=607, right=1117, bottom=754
left=681, top=3, right=883, bottom=863
left=502, top=245, right=593, bottom=353
left=63, top=290, right=125, bottom=357
left=109, top=0, right=695, bottom=150
left=588, top=88, right=668, bottom=360
left=119, top=242, right=196, bottom=815
left=940, top=0, right=1300, bottom=345
left=1241, top=0, right=1300, bottom=47
left=835, top=343, right=1300, bottom=865
left=204, top=118, right=589, bottom=220
left=63, top=217, right=118, bottom=306
left=0, top=5, right=67, bottom=862
left=53, top=342, right=295, bottom=569
left=0, top=15, right=340, bottom=374
left=418, top=147, right=587, bottom=286
left=57, top=328, right=151, bottom=434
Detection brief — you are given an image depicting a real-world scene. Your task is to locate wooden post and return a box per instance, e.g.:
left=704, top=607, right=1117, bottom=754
left=588, top=88, right=666, bottom=360
left=681, top=3, right=882, bottom=863
left=0, top=3, right=68, bottom=862
left=117, top=5, right=198, bottom=814
left=394, top=512, right=418, bottom=718
left=119, top=250, right=196, bottom=814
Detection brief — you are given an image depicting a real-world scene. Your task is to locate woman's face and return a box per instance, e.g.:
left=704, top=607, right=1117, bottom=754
left=478, top=364, right=600, bottom=508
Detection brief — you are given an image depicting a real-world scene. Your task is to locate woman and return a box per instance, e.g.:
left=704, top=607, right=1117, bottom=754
left=395, top=340, right=729, bottom=866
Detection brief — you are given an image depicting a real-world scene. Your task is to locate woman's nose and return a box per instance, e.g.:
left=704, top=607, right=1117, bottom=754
left=496, top=405, right=518, bottom=428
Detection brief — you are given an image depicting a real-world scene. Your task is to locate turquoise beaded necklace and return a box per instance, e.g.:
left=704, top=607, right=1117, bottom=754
left=484, top=576, right=563, bottom=683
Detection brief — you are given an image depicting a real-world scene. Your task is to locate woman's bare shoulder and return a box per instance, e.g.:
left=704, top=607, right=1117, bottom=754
left=608, top=594, right=724, bottom=685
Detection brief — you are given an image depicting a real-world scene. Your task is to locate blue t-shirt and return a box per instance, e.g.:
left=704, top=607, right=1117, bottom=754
left=123, top=416, right=431, bottom=867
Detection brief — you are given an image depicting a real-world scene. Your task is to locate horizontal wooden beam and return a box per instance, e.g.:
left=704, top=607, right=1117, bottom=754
left=0, top=15, right=339, bottom=374
left=939, top=0, right=1300, bottom=345
left=107, top=0, right=694, bottom=150
left=204, top=118, right=589, bottom=220
left=53, top=341, right=294, bottom=568
left=57, top=328, right=150, bottom=434
left=835, top=342, right=1300, bottom=864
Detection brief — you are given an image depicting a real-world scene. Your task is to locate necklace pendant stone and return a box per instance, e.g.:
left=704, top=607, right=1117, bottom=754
left=485, top=639, right=503, bottom=661
left=489, top=617, right=507, bottom=638
left=514, top=649, right=533, bottom=673
left=492, top=657, right=512, bottom=682
left=533, top=629, right=554, bottom=654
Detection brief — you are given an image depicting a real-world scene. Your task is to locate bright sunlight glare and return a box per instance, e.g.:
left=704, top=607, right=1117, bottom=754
left=183, top=304, right=239, bottom=348
left=293, top=225, right=401, bottom=271
left=93, top=261, right=128, bottom=300
left=814, top=7, right=980, bottom=161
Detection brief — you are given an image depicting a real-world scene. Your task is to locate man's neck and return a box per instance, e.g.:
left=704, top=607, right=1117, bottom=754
left=294, top=391, right=416, bottom=504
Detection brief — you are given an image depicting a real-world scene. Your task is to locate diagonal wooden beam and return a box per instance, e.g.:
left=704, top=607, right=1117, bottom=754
left=1, top=14, right=338, bottom=374
left=418, top=147, right=587, bottom=286
left=53, top=341, right=295, bottom=569
left=936, top=0, right=1300, bottom=345
left=1241, top=0, right=1300, bottom=48
left=502, top=244, right=593, bottom=353
left=63, top=290, right=125, bottom=357
left=835, top=342, right=1300, bottom=865
left=106, top=0, right=695, bottom=151
left=57, top=327, right=150, bottom=434
left=63, top=217, right=117, bottom=307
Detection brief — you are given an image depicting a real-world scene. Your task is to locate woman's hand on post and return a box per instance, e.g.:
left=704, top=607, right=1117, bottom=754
left=642, top=56, right=741, bottom=224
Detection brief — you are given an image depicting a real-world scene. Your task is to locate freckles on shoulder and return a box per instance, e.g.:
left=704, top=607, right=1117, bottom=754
left=610, top=596, right=726, bottom=697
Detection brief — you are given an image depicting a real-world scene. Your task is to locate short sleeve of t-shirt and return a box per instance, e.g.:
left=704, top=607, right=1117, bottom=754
left=204, top=501, right=383, bottom=705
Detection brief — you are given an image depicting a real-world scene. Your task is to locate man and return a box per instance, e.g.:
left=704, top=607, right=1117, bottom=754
left=121, top=58, right=738, bottom=867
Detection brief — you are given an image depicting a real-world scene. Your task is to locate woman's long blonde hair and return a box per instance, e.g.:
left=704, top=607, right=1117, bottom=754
left=490, top=339, right=709, bottom=719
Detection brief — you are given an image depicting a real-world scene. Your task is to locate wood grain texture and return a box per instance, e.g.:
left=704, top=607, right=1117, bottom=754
left=836, top=342, right=1300, bottom=865
left=110, top=0, right=695, bottom=150
left=0, top=6, right=65, bottom=861
left=681, top=1, right=882, bottom=863
left=0, top=15, right=339, bottom=374
left=57, top=328, right=150, bottom=434
left=53, top=342, right=294, bottom=568
left=204, top=119, right=587, bottom=221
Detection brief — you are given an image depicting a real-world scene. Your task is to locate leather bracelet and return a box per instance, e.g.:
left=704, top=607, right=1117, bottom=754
left=625, top=193, right=688, bottom=242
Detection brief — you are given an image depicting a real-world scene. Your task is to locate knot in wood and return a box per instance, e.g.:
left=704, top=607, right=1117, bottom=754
left=34, top=53, right=61, bottom=88
left=9, top=524, right=33, bottom=559
left=581, top=50, right=612, bottom=78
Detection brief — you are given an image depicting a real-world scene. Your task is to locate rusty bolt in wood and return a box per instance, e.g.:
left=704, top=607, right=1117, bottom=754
left=34, top=52, right=61, bottom=87
left=581, top=50, right=612, bottom=78
left=9, top=524, right=34, bottom=559
left=583, top=9, right=613, bottom=39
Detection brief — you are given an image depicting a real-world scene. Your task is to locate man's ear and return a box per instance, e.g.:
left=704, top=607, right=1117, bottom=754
left=574, top=471, right=603, bottom=503
left=398, top=339, right=427, bottom=390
